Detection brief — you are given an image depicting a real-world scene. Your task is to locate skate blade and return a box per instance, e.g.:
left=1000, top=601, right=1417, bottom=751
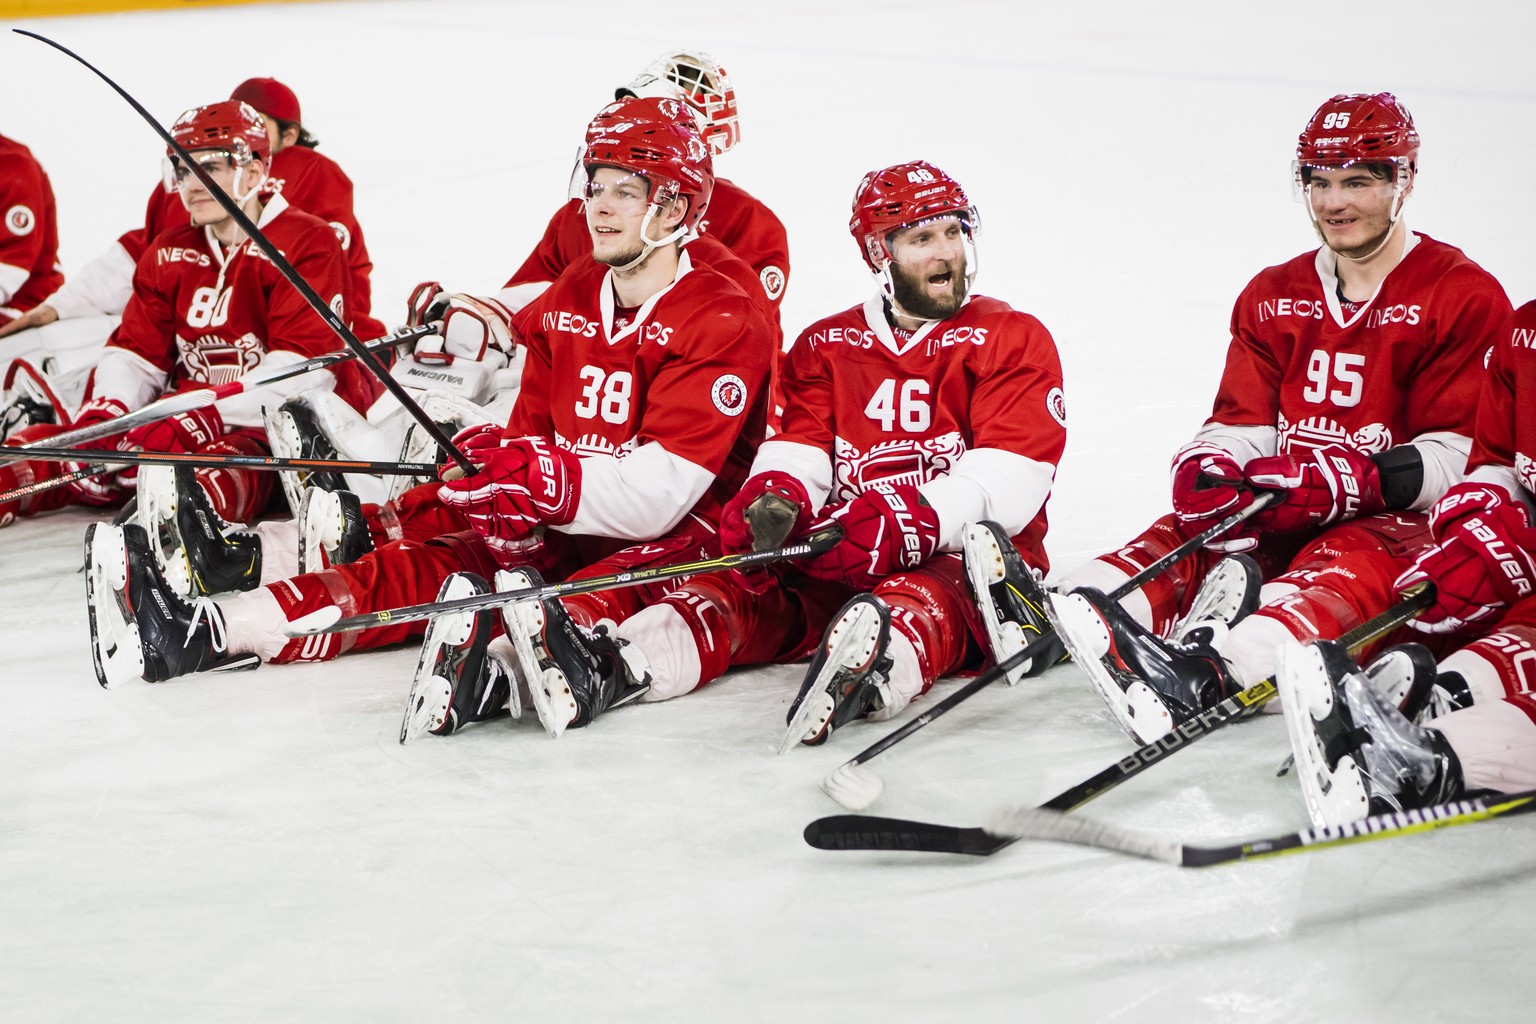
left=85, top=523, right=147, bottom=689
left=1275, top=641, right=1369, bottom=828
left=963, top=525, right=1036, bottom=685
left=137, top=467, right=195, bottom=599
left=777, top=603, right=883, bottom=754
left=501, top=596, right=573, bottom=739
left=400, top=673, right=454, bottom=744
left=1047, top=593, right=1146, bottom=743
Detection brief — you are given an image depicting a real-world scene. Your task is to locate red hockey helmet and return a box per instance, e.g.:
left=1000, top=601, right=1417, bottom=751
left=168, top=100, right=271, bottom=166
left=617, top=49, right=740, bottom=156
left=849, top=160, right=978, bottom=273
left=585, top=96, right=697, bottom=143
left=1295, top=93, right=1419, bottom=178
left=583, top=117, right=714, bottom=233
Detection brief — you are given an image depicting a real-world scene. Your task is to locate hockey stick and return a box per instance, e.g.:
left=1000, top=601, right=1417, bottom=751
left=287, top=523, right=847, bottom=636
left=818, top=491, right=1282, bottom=809
left=15, top=31, right=474, bottom=475
left=982, top=786, right=1536, bottom=867
left=0, top=445, right=437, bottom=481
left=8, top=325, right=428, bottom=454
left=0, top=463, right=105, bottom=505
left=804, top=581, right=1435, bottom=854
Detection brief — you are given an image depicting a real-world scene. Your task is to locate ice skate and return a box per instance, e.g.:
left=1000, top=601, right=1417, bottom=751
left=264, top=397, right=347, bottom=515
left=961, top=520, right=1062, bottom=684
left=1048, top=586, right=1237, bottom=745
left=400, top=572, right=519, bottom=743
left=297, top=486, right=373, bottom=574
left=498, top=567, right=650, bottom=739
left=1171, top=553, right=1261, bottom=645
left=84, top=521, right=259, bottom=689
left=1278, top=639, right=1465, bottom=828
left=780, top=594, right=893, bottom=753
left=136, top=464, right=262, bottom=597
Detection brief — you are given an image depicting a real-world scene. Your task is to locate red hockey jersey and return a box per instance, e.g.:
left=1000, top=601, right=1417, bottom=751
left=1468, top=301, right=1536, bottom=499
left=0, top=134, right=64, bottom=317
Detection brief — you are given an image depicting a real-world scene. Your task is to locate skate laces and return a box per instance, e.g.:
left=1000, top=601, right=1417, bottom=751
left=186, top=596, right=229, bottom=653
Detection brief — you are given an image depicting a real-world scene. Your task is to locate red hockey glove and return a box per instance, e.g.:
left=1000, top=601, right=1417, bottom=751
left=437, top=421, right=503, bottom=479
left=1428, top=482, right=1515, bottom=540
left=1243, top=443, right=1384, bottom=532
left=719, top=473, right=814, bottom=594
left=122, top=406, right=223, bottom=454
left=64, top=396, right=131, bottom=505
left=437, top=436, right=581, bottom=565
left=1398, top=503, right=1536, bottom=634
left=800, top=483, right=940, bottom=589
left=1170, top=441, right=1257, bottom=552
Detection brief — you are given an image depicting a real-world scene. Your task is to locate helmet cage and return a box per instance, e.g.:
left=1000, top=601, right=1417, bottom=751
left=619, top=50, right=740, bottom=155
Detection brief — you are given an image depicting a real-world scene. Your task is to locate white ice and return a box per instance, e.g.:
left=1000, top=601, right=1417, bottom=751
left=3, top=1, right=1535, bottom=1020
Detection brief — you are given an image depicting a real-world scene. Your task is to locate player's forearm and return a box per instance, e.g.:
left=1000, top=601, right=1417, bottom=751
left=919, top=447, right=1055, bottom=550
left=89, top=347, right=166, bottom=410
left=556, top=442, right=714, bottom=541
left=1188, top=421, right=1278, bottom=466
left=45, top=243, right=136, bottom=319
left=0, top=260, right=27, bottom=306
left=745, top=438, right=834, bottom=512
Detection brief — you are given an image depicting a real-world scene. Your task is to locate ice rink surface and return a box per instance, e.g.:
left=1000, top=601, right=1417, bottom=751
left=3, top=1, right=1535, bottom=1020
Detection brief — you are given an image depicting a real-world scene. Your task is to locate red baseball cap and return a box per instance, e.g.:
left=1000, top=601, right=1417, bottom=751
left=230, top=77, right=302, bottom=124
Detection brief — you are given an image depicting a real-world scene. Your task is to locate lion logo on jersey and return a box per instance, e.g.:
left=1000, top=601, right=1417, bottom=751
left=5, top=205, right=35, bottom=237
left=831, top=431, right=965, bottom=503
left=1277, top=413, right=1392, bottom=455
left=710, top=374, right=747, bottom=417
left=177, top=331, right=263, bottom=386
left=1517, top=452, right=1536, bottom=497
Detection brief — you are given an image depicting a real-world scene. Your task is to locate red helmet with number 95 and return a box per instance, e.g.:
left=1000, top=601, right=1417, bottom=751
left=849, top=160, right=979, bottom=273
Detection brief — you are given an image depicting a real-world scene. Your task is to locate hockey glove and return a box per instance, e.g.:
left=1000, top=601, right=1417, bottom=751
left=122, top=406, right=224, bottom=454
left=437, top=421, right=503, bottom=479
left=800, top=483, right=940, bottom=589
left=1398, top=503, right=1536, bottom=634
left=719, top=472, right=815, bottom=593
left=414, top=295, right=518, bottom=369
left=438, top=435, right=581, bottom=566
left=1170, top=441, right=1257, bottom=552
left=1244, top=443, right=1384, bottom=532
left=63, top=396, right=131, bottom=505
left=1428, top=482, right=1517, bottom=539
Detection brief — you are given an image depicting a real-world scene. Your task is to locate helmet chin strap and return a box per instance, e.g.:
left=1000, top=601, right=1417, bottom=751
left=612, top=203, right=686, bottom=273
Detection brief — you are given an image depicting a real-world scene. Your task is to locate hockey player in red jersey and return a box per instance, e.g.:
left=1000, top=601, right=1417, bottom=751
left=1279, top=300, right=1536, bottom=827
left=84, top=114, right=776, bottom=718
left=0, top=132, right=63, bottom=331
left=0, top=78, right=384, bottom=387
left=1, top=100, right=356, bottom=533
left=400, top=160, right=1065, bottom=745
left=1047, top=93, right=1512, bottom=746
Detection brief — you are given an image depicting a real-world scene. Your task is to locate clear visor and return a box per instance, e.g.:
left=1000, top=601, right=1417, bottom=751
left=886, top=210, right=980, bottom=265
left=1292, top=157, right=1410, bottom=202
left=582, top=171, right=663, bottom=213
left=171, top=150, right=238, bottom=188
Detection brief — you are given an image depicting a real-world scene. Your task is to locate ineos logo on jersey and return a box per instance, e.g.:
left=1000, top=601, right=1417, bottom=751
left=642, top=321, right=675, bottom=346
left=1365, top=304, right=1422, bottom=328
left=922, top=325, right=988, bottom=354
left=1256, top=298, right=1326, bottom=322
left=5, top=205, right=35, bottom=237
left=543, top=310, right=601, bottom=338
left=808, top=326, right=878, bottom=350
left=711, top=373, right=748, bottom=417
left=156, top=246, right=212, bottom=268
left=1513, top=328, right=1536, bottom=350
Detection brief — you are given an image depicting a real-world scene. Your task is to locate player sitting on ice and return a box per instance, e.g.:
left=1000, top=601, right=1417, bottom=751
left=86, top=114, right=776, bottom=723
left=0, top=78, right=384, bottom=426
left=2, top=100, right=364, bottom=545
left=261, top=49, right=790, bottom=517
left=1045, top=93, right=1511, bottom=745
left=402, top=160, right=1066, bottom=747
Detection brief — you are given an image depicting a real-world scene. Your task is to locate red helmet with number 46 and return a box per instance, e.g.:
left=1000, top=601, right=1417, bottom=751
left=583, top=117, right=714, bottom=233
left=849, top=160, right=979, bottom=273
left=1295, top=92, right=1419, bottom=178
left=168, top=99, right=271, bottom=166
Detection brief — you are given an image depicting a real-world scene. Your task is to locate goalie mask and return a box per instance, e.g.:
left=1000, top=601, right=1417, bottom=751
left=617, top=49, right=740, bottom=156
left=849, top=160, right=980, bottom=307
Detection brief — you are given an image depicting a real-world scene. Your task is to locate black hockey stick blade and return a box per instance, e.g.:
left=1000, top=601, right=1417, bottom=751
left=803, top=816, right=1009, bottom=856
left=14, top=30, right=475, bottom=475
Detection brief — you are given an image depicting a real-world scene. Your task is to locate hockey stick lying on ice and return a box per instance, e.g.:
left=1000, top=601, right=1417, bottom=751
left=980, top=785, right=1536, bottom=868
left=803, top=581, right=1434, bottom=854
left=286, top=523, right=847, bottom=636
left=15, top=31, right=476, bottom=475
left=0, top=445, right=436, bottom=485
left=818, top=491, right=1283, bottom=811
left=6, top=325, right=428, bottom=453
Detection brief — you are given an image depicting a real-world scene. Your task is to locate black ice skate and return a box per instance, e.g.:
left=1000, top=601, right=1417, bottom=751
left=1278, top=639, right=1465, bottom=828
left=399, top=572, right=518, bottom=743
left=264, top=397, right=347, bottom=516
left=498, top=567, right=650, bottom=738
left=137, top=464, right=262, bottom=597
left=1171, top=553, right=1262, bottom=645
left=1048, top=586, right=1238, bottom=745
left=84, top=522, right=259, bottom=688
left=961, top=520, right=1064, bottom=684
left=780, top=594, right=894, bottom=752
left=297, top=486, right=373, bottom=574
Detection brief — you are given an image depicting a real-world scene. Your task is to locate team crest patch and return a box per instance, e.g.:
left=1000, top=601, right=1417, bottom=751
left=1518, top=453, right=1536, bottom=496
left=711, top=373, right=748, bottom=417
left=759, top=265, right=786, bottom=302
left=1046, top=386, right=1067, bottom=427
left=6, top=205, right=35, bottom=237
